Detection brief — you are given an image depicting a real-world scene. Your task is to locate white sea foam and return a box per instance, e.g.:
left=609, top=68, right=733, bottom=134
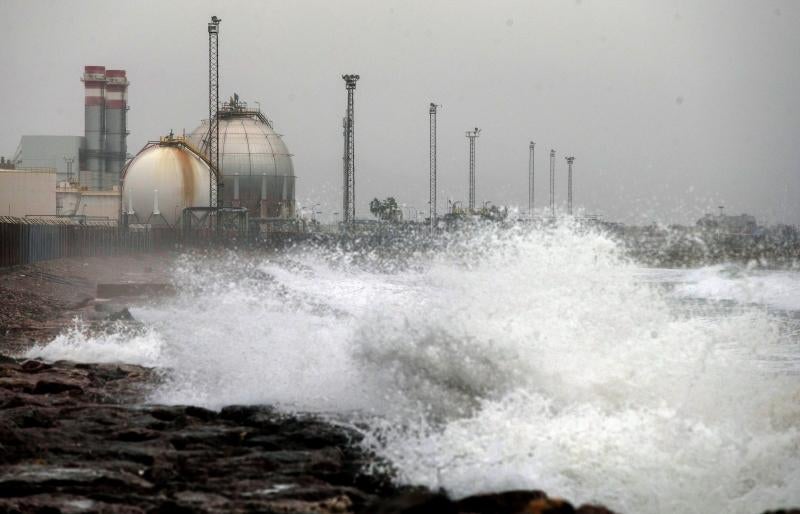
left=26, top=223, right=800, bottom=513
left=672, top=264, right=800, bottom=311
left=25, top=320, right=163, bottom=367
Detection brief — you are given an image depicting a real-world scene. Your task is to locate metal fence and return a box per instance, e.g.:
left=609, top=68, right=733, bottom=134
left=0, top=219, right=176, bottom=267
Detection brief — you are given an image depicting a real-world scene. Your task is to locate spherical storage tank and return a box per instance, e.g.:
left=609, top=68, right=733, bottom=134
left=188, top=95, right=295, bottom=218
left=121, top=139, right=211, bottom=226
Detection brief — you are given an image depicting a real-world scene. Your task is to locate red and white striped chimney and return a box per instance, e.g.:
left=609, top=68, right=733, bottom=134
left=104, top=69, right=128, bottom=189
left=82, top=66, right=106, bottom=188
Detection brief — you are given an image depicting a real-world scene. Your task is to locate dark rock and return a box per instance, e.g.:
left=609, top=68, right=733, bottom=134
left=184, top=405, right=217, bottom=421
left=0, top=465, right=154, bottom=496
left=365, top=490, right=580, bottom=514
left=149, top=407, right=185, bottom=422
left=363, top=489, right=457, bottom=514
left=219, top=404, right=268, bottom=424
left=33, top=379, right=84, bottom=395
left=0, top=357, right=628, bottom=514
left=577, top=506, right=618, bottom=514
left=5, top=406, right=58, bottom=428
left=114, top=428, right=160, bottom=442
left=20, top=360, right=52, bottom=373
left=0, top=421, right=31, bottom=462
left=455, top=490, right=551, bottom=513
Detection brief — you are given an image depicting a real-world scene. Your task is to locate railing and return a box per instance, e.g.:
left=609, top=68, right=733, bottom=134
left=0, top=219, right=177, bottom=268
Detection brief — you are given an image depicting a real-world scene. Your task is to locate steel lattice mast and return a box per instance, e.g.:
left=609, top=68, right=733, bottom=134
left=342, top=74, right=359, bottom=224
left=466, top=127, right=480, bottom=211
left=566, top=156, right=575, bottom=216
left=549, top=149, right=556, bottom=218
left=208, top=16, right=222, bottom=229
left=528, top=141, right=535, bottom=216
left=342, top=116, right=347, bottom=221
left=429, top=103, right=439, bottom=230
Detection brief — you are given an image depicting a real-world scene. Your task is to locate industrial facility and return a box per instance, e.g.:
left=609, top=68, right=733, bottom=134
left=0, top=65, right=128, bottom=221
left=9, top=66, right=129, bottom=189
left=0, top=12, right=590, bottom=270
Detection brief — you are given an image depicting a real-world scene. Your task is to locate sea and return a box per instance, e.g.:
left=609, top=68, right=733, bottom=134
left=26, top=222, right=800, bottom=513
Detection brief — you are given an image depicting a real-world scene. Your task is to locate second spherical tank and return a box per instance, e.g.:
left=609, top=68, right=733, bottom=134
left=188, top=98, right=295, bottom=218
left=121, top=141, right=211, bottom=226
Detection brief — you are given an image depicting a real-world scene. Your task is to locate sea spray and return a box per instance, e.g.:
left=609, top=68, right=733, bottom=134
left=25, top=319, right=163, bottom=367
left=27, top=222, right=800, bottom=513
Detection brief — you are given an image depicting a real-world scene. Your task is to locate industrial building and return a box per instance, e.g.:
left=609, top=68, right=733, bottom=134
left=187, top=94, right=295, bottom=218
left=11, top=66, right=129, bottom=191
left=12, top=136, right=83, bottom=183
left=0, top=167, right=120, bottom=220
left=0, top=65, right=128, bottom=223
left=55, top=184, right=120, bottom=219
left=0, top=169, right=57, bottom=217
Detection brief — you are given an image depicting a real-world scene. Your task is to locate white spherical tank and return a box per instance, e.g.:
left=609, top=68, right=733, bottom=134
left=121, top=141, right=211, bottom=226
left=188, top=96, right=295, bottom=218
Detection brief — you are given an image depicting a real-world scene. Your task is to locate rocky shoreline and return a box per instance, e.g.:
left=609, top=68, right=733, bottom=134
left=1, top=256, right=798, bottom=513
left=0, top=357, right=619, bottom=513
left=0, top=257, right=618, bottom=513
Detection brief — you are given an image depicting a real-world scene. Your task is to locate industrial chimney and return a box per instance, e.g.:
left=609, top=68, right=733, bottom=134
left=104, top=69, right=129, bottom=189
left=82, top=66, right=106, bottom=189
left=81, top=66, right=128, bottom=190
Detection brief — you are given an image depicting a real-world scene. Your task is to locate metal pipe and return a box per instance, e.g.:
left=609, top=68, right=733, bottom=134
left=153, top=189, right=160, bottom=215
left=549, top=149, right=556, bottom=218
left=566, top=156, right=575, bottom=215
left=260, top=173, right=267, bottom=218
left=127, top=187, right=135, bottom=215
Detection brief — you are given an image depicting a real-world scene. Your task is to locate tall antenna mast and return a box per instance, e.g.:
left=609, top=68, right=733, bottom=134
left=466, top=127, right=481, bottom=211
left=566, top=156, right=575, bottom=216
left=342, top=74, right=359, bottom=224
left=549, top=149, right=556, bottom=218
left=342, top=116, right=347, bottom=222
left=429, top=103, right=439, bottom=230
left=208, top=16, right=222, bottom=229
left=528, top=141, right=535, bottom=216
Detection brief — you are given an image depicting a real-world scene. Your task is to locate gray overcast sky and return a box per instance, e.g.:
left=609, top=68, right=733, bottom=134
left=2, top=0, right=799, bottom=225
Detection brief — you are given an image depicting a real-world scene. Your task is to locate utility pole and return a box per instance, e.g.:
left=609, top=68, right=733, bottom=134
left=466, top=127, right=481, bottom=211
left=208, top=16, right=222, bottom=231
left=549, top=149, right=556, bottom=218
left=528, top=142, right=535, bottom=216
left=566, top=156, right=575, bottom=216
left=342, top=74, right=359, bottom=224
left=429, top=103, right=439, bottom=230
